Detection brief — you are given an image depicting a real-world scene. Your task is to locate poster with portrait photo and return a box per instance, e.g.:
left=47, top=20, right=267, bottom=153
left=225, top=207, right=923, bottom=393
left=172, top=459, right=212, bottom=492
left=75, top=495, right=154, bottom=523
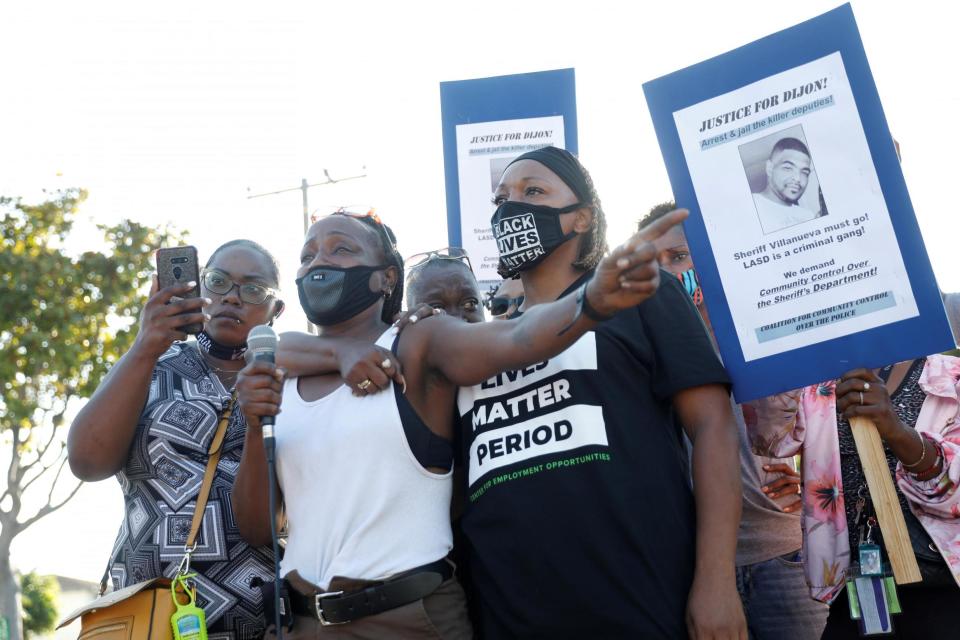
left=666, top=50, right=920, bottom=367
left=739, top=124, right=828, bottom=234
left=644, top=4, right=953, bottom=401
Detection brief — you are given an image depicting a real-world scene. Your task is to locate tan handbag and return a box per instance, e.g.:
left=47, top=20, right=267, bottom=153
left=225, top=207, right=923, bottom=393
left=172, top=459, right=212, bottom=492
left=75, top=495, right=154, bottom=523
left=58, top=396, right=236, bottom=639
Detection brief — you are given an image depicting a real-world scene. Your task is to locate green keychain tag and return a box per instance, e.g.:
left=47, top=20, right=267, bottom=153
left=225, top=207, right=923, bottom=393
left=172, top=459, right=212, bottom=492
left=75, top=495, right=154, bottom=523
left=171, top=574, right=208, bottom=640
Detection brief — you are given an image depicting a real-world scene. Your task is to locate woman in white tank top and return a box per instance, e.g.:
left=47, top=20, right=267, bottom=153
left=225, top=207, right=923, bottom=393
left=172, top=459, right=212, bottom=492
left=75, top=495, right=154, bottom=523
left=232, top=209, right=684, bottom=638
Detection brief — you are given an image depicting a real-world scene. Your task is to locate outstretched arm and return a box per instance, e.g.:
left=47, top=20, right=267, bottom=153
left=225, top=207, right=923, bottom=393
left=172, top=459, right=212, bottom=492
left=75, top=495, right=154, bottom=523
left=275, top=304, right=438, bottom=394
left=420, top=210, right=689, bottom=386
left=277, top=332, right=403, bottom=395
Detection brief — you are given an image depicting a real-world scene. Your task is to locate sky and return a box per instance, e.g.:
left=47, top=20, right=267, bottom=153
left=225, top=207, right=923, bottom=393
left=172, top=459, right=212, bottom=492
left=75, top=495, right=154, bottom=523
left=2, top=0, right=958, bottom=581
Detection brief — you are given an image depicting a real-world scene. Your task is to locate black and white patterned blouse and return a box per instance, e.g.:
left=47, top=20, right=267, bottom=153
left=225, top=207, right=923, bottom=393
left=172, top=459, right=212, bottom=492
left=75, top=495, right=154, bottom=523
left=107, top=342, right=272, bottom=639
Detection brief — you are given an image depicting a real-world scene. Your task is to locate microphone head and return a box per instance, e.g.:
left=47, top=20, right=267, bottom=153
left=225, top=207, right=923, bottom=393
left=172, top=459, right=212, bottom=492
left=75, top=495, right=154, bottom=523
left=247, top=324, right=278, bottom=358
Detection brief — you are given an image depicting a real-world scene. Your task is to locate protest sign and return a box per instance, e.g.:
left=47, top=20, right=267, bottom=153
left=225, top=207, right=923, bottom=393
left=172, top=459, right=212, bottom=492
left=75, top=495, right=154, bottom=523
left=644, top=4, right=953, bottom=403
left=645, top=4, right=956, bottom=585
left=440, top=69, right=577, bottom=290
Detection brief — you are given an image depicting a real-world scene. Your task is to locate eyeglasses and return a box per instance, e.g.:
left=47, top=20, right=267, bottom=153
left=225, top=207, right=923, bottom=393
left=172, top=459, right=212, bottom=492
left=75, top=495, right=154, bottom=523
left=201, top=269, right=278, bottom=305
left=404, top=247, right=473, bottom=273
left=488, top=295, right=524, bottom=317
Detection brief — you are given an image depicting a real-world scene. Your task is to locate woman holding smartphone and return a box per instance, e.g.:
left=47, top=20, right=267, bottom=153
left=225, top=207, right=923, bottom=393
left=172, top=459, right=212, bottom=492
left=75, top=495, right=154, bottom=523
left=68, top=239, right=285, bottom=640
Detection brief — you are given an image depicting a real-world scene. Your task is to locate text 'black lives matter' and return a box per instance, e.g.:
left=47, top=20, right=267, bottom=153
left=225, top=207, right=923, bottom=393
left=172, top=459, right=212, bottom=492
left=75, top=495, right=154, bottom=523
left=457, top=333, right=607, bottom=489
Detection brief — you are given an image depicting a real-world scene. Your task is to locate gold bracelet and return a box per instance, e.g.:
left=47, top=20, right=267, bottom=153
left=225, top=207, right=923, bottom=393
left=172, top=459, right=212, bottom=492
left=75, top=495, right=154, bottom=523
left=902, top=429, right=927, bottom=469
left=910, top=449, right=943, bottom=480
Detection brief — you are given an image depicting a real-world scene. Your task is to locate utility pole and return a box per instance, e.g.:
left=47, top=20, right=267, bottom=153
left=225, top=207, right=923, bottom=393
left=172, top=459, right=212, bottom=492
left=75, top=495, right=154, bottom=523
left=247, top=170, right=367, bottom=332
left=247, top=170, right=367, bottom=236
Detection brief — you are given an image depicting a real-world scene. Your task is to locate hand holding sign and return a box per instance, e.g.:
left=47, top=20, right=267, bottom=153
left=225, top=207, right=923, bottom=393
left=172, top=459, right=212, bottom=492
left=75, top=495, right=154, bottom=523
left=836, top=366, right=927, bottom=584
left=585, top=208, right=689, bottom=317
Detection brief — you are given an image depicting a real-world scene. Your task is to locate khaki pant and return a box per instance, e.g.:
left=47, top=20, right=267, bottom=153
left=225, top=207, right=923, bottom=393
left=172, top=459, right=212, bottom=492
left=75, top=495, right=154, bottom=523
left=265, top=575, right=473, bottom=639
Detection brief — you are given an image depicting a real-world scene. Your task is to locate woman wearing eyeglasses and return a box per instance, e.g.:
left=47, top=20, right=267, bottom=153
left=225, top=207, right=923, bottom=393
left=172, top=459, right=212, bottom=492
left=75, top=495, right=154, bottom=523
left=232, top=206, right=686, bottom=638
left=68, top=239, right=285, bottom=640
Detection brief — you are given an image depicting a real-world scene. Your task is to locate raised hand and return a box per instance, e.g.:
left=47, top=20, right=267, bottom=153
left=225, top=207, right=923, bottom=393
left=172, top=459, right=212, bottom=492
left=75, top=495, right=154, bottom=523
left=133, top=275, right=210, bottom=360
left=585, top=209, right=689, bottom=316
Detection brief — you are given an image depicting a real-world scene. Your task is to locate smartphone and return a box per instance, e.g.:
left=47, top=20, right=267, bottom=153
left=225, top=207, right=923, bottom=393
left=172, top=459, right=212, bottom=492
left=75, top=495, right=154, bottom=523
left=156, top=245, right=203, bottom=335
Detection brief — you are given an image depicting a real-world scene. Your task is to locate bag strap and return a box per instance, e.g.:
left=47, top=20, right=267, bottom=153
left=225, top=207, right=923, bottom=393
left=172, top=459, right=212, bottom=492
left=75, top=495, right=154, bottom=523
left=186, top=394, right=236, bottom=549
left=97, top=392, right=236, bottom=595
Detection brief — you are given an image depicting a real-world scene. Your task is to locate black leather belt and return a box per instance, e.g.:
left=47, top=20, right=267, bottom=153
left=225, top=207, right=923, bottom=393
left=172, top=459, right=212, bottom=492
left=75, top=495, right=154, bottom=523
left=287, top=559, right=453, bottom=626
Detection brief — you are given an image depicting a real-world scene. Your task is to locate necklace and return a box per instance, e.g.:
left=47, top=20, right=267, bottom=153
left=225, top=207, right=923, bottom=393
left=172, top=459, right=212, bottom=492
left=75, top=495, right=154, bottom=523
left=202, top=353, right=242, bottom=389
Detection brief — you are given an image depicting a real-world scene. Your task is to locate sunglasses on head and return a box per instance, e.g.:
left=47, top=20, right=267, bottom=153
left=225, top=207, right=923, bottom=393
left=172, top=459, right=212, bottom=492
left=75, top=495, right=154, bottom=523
left=488, top=294, right=524, bottom=317
left=330, top=206, right=382, bottom=225
left=201, top=269, right=278, bottom=305
left=404, top=247, right=473, bottom=273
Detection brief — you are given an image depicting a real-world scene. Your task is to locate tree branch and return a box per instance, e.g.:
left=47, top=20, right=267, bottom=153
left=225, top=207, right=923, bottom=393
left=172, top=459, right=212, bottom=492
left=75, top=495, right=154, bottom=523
left=45, top=455, right=70, bottom=504
left=19, top=454, right=62, bottom=494
left=18, top=479, right=84, bottom=533
left=17, top=420, right=62, bottom=480
left=3, top=424, right=22, bottom=505
left=35, top=407, right=64, bottom=460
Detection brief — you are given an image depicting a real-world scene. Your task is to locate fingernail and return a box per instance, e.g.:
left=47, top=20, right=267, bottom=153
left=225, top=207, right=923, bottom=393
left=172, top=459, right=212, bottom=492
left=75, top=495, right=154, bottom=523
left=187, top=281, right=197, bottom=287
left=401, top=378, right=407, bottom=395
left=763, top=465, right=770, bottom=470
left=203, top=298, right=212, bottom=304
left=761, top=487, right=769, bottom=492
left=620, top=281, right=631, bottom=289
left=409, top=315, right=418, bottom=324
left=204, top=314, right=211, bottom=321
left=616, top=258, right=629, bottom=269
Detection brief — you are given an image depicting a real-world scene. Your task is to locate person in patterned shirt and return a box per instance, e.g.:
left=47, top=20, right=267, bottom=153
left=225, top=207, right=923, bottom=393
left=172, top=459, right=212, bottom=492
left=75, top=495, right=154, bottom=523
left=68, top=239, right=285, bottom=639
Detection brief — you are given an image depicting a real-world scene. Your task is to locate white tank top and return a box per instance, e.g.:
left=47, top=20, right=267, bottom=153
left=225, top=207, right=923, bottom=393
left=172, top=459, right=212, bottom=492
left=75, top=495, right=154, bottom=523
left=275, top=328, right=453, bottom=589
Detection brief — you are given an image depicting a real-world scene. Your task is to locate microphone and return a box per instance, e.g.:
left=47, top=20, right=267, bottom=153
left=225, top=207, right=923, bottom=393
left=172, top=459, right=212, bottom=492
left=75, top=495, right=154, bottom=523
left=247, top=324, right=284, bottom=638
left=247, top=324, right=279, bottom=427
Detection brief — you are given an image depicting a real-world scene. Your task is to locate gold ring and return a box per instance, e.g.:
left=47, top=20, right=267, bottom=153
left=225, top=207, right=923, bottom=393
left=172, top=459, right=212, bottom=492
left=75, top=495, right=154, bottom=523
left=358, top=379, right=372, bottom=391
left=859, top=391, right=864, bottom=405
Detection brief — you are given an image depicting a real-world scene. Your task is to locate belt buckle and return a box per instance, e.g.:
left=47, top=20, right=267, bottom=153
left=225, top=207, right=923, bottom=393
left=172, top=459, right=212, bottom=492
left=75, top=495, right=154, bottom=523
left=314, top=590, right=345, bottom=626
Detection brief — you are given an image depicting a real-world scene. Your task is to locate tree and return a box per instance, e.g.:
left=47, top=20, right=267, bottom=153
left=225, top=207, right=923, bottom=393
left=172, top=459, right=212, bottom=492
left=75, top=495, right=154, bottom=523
left=20, top=572, right=58, bottom=638
left=0, top=189, right=182, bottom=640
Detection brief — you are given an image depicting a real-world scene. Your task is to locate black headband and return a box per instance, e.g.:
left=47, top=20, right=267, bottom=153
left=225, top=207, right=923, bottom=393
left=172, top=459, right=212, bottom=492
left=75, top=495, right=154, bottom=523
left=505, top=146, right=591, bottom=204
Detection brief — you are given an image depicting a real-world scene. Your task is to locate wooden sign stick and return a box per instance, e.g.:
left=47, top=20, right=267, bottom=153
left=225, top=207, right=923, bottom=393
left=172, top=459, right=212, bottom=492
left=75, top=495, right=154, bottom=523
left=849, top=416, right=922, bottom=584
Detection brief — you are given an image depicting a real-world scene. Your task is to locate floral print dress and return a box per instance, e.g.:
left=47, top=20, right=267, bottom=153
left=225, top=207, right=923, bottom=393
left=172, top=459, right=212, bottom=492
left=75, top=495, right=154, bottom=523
left=745, top=354, right=960, bottom=602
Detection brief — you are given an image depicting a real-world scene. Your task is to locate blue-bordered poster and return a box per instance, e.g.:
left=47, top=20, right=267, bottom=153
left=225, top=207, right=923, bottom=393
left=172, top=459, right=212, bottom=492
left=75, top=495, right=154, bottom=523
left=440, top=69, right=578, bottom=289
left=643, top=4, right=953, bottom=402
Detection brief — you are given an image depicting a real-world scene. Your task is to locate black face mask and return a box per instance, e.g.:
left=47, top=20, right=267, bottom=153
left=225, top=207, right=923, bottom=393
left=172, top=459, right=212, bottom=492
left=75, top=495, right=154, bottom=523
left=296, top=264, right=387, bottom=327
left=490, top=201, right=582, bottom=278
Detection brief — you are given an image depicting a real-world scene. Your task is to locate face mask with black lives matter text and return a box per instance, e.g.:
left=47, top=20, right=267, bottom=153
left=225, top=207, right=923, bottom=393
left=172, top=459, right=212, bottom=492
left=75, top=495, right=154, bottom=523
left=490, top=201, right=582, bottom=278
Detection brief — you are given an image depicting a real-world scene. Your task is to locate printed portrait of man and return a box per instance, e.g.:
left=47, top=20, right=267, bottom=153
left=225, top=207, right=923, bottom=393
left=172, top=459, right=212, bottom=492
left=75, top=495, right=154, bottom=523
left=746, top=134, right=828, bottom=234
